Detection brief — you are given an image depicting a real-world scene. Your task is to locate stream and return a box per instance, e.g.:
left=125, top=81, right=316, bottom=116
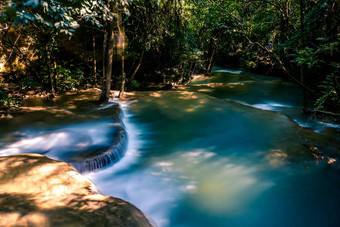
left=1, top=68, right=340, bottom=226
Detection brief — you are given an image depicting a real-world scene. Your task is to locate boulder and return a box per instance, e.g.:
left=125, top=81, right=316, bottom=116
left=0, top=154, right=155, bottom=227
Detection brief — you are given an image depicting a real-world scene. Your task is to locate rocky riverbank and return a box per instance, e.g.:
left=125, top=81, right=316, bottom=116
left=0, top=154, right=155, bottom=227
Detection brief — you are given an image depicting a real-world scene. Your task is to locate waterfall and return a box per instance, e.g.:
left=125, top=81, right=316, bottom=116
left=71, top=111, right=128, bottom=173
left=0, top=100, right=129, bottom=173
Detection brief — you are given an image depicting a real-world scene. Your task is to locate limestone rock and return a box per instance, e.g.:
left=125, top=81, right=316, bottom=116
left=0, top=154, right=155, bottom=227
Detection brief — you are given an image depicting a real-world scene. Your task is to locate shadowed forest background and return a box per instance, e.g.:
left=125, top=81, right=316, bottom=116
left=1, top=1, right=340, bottom=226
left=1, top=0, right=340, bottom=116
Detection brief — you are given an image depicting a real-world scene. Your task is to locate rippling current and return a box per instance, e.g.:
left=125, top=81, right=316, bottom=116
left=1, top=69, right=340, bottom=226
left=87, top=68, right=340, bottom=227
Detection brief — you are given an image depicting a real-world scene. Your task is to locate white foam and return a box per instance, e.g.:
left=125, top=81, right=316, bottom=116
left=0, top=120, right=115, bottom=157
left=251, top=102, right=292, bottom=111
left=212, top=69, right=244, bottom=74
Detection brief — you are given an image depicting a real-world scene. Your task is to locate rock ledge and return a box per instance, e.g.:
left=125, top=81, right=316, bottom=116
left=0, top=154, right=155, bottom=227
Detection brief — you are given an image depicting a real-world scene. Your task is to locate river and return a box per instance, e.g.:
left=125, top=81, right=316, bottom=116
left=1, top=68, right=340, bottom=226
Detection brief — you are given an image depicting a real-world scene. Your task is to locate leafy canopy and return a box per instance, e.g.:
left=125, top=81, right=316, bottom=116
left=3, top=0, right=113, bottom=35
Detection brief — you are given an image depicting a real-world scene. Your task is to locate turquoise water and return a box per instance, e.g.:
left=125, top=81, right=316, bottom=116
left=0, top=92, right=125, bottom=172
left=86, top=70, right=340, bottom=226
left=1, top=71, right=340, bottom=226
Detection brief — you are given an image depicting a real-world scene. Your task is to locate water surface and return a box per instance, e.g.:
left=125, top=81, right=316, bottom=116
left=87, top=81, right=340, bottom=226
left=1, top=72, right=340, bottom=227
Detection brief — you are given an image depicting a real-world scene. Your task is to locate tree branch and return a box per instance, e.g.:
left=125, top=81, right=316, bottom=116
left=0, top=24, right=9, bottom=32
left=7, top=31, right=22, bottom=62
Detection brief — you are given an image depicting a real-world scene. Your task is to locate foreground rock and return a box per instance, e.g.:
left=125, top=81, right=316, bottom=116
left=0, top=154, right=155, bottom=227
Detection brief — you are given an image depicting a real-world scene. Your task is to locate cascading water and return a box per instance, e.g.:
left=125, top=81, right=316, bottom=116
left=87, top=69, right=340, bottom=227
left=0, top=93, right=129, bottom=173
left=190, top=66, right=340, bottom=134
left=1, top=71, right=340, bottom=227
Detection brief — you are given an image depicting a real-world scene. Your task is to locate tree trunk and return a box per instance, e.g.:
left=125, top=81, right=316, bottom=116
left=102, top=30, right=107, bottom=85
left=53, top=60, right=58, bottom=92
left=117, top=5, right=126, bottom=98
left=206, top=37, right=216, bottom=73
left=189, top=61, right=196, bottom=77
left=129, top=47, right=145, bottom=82
left=118, top=57, right=125, bottom=98
left=99, top=18, right=114, bottom=103
left=301, top=65, right=309, bottom=113
left=93, top=35, right=97, bottom=86
left=207, top=48, right=216, bottom=73
left=6, top=31, right=21, bottom=62
left=300, top=0, right=309, bottom=113
left=45, top=46, right=55, bottom=94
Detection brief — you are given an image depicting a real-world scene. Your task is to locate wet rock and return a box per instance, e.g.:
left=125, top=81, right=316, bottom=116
left=25, top=91, right=36, bottom=96
left=0, top=154, right=155, bottom=227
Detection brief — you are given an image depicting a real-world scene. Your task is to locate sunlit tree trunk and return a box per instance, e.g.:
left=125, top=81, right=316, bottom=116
left=99, top=25, right=114, bottom=102
left=93, top=35, right=97, bottom=86
left=6, top=31, right=21, bottom=61
left=45, top=45, right=55, bottom=94
left=118, top=4, right=126, bottom=98
left=119, top=51, right=126, bottom=98
left=102, top=29, right=107, bottom=88
left=53, top=60, right=58, bottom=92
left=99, top=0, right=114, bottom=103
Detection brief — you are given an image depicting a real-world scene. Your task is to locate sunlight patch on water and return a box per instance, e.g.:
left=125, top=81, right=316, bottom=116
left=87, top=168, right=175, bottom=227
left=165, top=149, right=274, bottom=216
left=155, top=162, right=174, bottom=167
left=88, top=146, right=274, bottom=227
left=265, top=149, right=289, bottom=168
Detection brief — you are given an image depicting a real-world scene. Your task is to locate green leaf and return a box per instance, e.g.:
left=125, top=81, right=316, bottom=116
left=4, top=7, right=17, bottom=20
left=54, top=21, right=63, bottom=28
left=69, top=21, right=79, bottom=29
left=24, top=0, right=40, bottom=8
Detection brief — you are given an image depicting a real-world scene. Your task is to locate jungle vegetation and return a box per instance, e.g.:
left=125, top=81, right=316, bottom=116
left=1, top=0, right=339, bottom=114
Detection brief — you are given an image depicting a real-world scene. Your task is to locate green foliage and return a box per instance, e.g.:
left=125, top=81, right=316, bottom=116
left=57, top=64, right=85, bottom=91
left=0, top=88, right=10, bottom=106
left=3, top=7, right=17, bottom=20
left=0, top=88, right=21, bottom=108
left=295, top=47, right=323, bottom=69
left=315, top=73, right=339, bottom=111
left=1, top=0, right=339, bottom=113
left=246, top=61, right=256, bottom=69
left=130, top=80, right=140, bottom=89
left=4, top=0, right=112, bottom=35
left=19, top=78, right=38, bottom=91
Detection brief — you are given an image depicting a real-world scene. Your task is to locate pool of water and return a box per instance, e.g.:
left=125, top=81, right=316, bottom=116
left=190, top=67, right=340, bottom=132
left=87, top=87, right=340, bottom=226
left=1, top=71, right=340, bottom=226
